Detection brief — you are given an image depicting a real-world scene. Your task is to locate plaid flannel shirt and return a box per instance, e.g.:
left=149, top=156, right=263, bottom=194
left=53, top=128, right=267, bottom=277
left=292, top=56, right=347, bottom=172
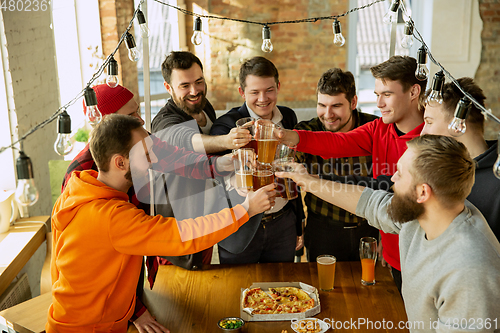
left=61, top=135, right=228, bottom=321
left=294, top=110, right=378, bottom=224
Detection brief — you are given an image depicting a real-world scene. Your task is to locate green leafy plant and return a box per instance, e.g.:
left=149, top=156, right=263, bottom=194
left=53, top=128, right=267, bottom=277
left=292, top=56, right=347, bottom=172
left=74, top=128, right=90, bottom=143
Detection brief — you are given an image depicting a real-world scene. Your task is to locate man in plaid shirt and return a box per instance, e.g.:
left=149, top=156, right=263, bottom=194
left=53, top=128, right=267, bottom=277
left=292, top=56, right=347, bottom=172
left=295, top=68, right=379, bottom=262
left=62, top=84, right=235, bottom=333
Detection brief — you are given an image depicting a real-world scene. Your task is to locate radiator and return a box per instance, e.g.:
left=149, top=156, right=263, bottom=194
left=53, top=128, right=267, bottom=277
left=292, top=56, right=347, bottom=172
left=0, top=273, right=32, bottom=311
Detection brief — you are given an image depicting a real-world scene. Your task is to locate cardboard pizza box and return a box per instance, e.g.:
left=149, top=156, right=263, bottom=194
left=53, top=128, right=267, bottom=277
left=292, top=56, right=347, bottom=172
left=240, top=282, right=321, bottom=322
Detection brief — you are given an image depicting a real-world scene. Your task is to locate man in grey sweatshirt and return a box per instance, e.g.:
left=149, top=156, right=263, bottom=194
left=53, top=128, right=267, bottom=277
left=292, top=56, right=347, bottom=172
left=277, top=134, right=500, bottom=332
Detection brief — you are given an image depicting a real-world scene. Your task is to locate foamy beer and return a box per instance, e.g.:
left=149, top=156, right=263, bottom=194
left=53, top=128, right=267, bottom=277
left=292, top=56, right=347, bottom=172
left=316, top=255, right=336, bottom=291
left=273, top=158, right=298, bottom=200
left=236, top=117, right=256, bottom=150
left=252, top=168, right=274, bottom=190
left=255, top=122, right=279, bottom=164
left=233, top=148, right=255, bottom=190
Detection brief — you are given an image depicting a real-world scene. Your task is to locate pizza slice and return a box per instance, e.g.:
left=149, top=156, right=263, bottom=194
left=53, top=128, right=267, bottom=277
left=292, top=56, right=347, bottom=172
left=242, top=287, right=278, bottom=314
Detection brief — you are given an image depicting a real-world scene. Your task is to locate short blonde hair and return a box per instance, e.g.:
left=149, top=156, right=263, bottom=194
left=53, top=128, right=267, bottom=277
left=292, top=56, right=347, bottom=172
left=407, top=135, right=475, bottom=208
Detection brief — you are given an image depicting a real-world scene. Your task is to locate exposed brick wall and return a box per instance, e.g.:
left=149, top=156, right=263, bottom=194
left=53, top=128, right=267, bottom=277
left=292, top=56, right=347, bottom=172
left=476, top=0, right=500, bottom=140
left=2, top=10, right=60, bottom=216
left=98, top=0, right=139, bottom=99
left=185, top=0, right=349, bottom=110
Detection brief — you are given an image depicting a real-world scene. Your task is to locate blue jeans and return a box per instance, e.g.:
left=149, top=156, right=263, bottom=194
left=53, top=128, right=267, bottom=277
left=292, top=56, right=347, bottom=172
left=218, top=208, right=297, bottom=264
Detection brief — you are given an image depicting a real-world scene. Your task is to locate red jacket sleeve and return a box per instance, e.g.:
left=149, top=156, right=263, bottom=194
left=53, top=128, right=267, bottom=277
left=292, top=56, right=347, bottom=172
left=295, top=119, right=378, bottom=159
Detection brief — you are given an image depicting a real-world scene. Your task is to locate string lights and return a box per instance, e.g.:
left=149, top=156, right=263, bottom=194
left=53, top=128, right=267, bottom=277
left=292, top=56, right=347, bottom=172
left=383, top=0, right=400, bottom=25
left=125, top=32, right=141, bottom=62
left=137, top=9, right=150, bottom=38
left=54, top=111, right=73, bottom=156
left=14, top=151, right=39, bottom=206
left=415, top=46, right=429, bottom=81
left=261, top=25, right=273, bottom=53
left=426, top=70, right=445, bottom=107
left=191, top=17, right=203, bottom=46
left=84, top=87, right=102, bottom=126
left=106, top=56, right=119, bottom=88
left=2, top=0, right=500, bottom=190
left=332, top=18, right=345, bottom=47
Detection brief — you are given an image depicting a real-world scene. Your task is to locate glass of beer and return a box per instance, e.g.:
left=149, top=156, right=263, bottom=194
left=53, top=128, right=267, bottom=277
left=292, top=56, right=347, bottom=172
left=272, top=158, right=298, bottom=200
left=359, top=237, right=378, bottom=286
left=255, top=122, right=279, bottom=165
left=316, top=254, right=336, bottom=291
left=252, top=166, right=274, bottom=190
left=274, top=143, right=296, bottom=161
left=233, top=148, right=254, bottom=190
left=236, top=117, right=256, bottom=150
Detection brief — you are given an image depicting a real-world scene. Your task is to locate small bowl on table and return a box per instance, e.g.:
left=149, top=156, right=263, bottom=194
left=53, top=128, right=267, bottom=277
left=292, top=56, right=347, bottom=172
left=217, top=317, right=245, bottom=332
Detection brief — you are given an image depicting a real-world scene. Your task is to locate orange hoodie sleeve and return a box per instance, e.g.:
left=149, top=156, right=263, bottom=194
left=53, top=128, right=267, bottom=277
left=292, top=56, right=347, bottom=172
left=105, top=200, right=249, bottom=256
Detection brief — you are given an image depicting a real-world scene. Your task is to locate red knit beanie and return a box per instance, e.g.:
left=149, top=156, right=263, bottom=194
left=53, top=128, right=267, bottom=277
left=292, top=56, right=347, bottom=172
left=83, top=84, right=134, bottom=116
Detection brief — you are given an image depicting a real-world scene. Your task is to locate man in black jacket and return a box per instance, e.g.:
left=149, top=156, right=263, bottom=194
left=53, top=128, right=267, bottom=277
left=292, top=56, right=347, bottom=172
left=151, top=52, right=251, bottom=269
left=210, top=56, right=304, bottom=264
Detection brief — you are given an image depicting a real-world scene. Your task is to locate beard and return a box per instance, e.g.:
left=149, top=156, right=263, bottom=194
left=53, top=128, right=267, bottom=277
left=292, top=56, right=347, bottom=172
left=387, top=186, right=425, bottom=223
left=171, top=88, right=207, bottom=116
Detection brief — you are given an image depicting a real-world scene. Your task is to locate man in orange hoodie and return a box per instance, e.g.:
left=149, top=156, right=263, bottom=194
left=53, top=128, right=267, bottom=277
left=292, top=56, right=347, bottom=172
left=47, top=114, right=275, bottom=333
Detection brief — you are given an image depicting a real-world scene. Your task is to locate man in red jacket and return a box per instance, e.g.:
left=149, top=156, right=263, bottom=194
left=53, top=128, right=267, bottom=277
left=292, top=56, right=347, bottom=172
left=279, top=56, right=427, bottom=291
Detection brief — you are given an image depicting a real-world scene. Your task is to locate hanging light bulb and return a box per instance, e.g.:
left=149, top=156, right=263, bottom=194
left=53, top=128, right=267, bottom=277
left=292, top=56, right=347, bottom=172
left=14, top=151, right=39, bottom=206
left=448, top=97, right=471, bottom=137
left=426, top=70, right=445, bottom=107
left=415, top=46, right=429, bottom=81
left=54, top=111, right=73, bottom=156
left=84, top=87, right=102, bottom=125
left=137, top=9, right=150, bottom=38
left=493, top=133, right=500, bottom=179
left=125, top=32, right=140, bottom=62
left=401, top=22, right=414, bottom=49
left=332, top=18, right=345, bottom=47
left=106, top=56, right=119, bottom=88
left=191, top=17, right=203, bottom=46
left=261, top=25, right=273, bottom=53
left=383, top=0, right=400, bottom=25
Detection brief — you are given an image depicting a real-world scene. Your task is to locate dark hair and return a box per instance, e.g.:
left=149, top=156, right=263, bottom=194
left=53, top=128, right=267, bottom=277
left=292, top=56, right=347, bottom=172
left=370, top=56, right=427, bottom=105
left=239, top=56, right=279, bottom=90
left=407, top=134, right=475, bottom=208
left=89, top=114, right=143, bottom=172
left=317, top=68, right=356, bottom=103
left=426, top=77, right=486, bottom=134
left=161, top=51, right=203, bottom=84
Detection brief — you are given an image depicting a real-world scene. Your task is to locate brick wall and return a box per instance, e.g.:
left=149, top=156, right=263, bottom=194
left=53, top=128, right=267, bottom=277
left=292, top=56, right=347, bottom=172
left=185, top=0, right=349, bottom=110
left=476, top=0, right=500, bottom=140
left=98, top=0, right=139, bottom=99
left=2, top=10, right=60, bottom=216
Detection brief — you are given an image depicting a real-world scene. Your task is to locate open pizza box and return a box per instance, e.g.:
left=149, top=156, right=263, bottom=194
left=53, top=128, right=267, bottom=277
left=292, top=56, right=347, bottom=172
left=240, top=282, right=321, bottom=322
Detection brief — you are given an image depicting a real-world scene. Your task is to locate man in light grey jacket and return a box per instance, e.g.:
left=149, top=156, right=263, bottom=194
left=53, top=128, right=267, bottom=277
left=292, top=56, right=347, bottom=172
left=277, top=134, right=500, bottom=332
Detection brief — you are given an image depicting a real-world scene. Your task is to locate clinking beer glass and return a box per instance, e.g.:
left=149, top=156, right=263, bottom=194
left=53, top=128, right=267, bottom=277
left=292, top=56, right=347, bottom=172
left=235, top=117, right=256, bottom=150
left=254, top=122, right=279, bottom=165
left=359, top=237, right=378, bottom=285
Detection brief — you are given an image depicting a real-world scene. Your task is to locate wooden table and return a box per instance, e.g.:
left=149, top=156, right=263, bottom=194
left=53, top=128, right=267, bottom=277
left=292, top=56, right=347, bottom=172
left=142, top=262, right=408, bottom=332
left=0, top=216, right=49, bottom=297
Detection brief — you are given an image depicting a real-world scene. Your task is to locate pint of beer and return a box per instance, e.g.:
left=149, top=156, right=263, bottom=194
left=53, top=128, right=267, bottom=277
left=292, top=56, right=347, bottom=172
left=273, top=158, right=298, bottom=200
left=252, top=169, right=274, bottom=190
left=233, top=148, right=255, bottom=190
left=255, top=122, right=279, bottom=164
left=316, top=255, right=336, bottom=291
left=236, top=117, right=255, bottom=150
left=359, top=237, right=377, bottom=286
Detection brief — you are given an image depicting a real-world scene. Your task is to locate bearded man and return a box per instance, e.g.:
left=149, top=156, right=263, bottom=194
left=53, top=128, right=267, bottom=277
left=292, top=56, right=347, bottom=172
left=277, top=134, right=500, bottom=331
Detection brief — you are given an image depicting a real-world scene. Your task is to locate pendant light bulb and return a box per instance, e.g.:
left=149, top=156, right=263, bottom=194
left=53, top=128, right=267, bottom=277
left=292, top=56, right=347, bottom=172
left=106, top=56, right=119, bottom=88
left=261, top=26, right=273, bottom=53
left=383, top=0, right=400, bottom=25
left=125, top=32, right=140, bottom=62
left=426, top=71, right=445, bottom=107
left=54, top=111, right=73, bottom=156
left=493, top=133, right=500, bottom=179
left=137, top=10, right=150, bottom=38
left=84, top=87, right=102, bottom=126
left=332, top=19, right=345, bottom=47
left=14, top=151, right=39, bottom=206
left=191, top=17, right=203, bottom=46
left=401, top=22, right=414, bottom=49
left=448, top=97, right=470, bottom=137
left=415, top=46, right=429, bottom=81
